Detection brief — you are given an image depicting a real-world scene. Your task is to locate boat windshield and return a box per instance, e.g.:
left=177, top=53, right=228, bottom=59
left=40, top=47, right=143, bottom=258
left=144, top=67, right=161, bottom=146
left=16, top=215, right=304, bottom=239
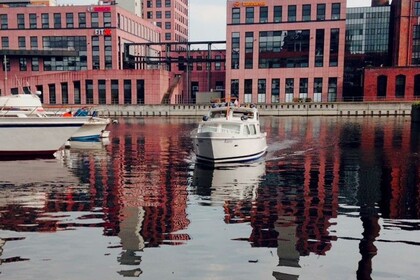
left=210, top=110, right=227, bottom=118
left=200, top=123, right=218, bottom=133
left=221, top=124, right=241, bottom=134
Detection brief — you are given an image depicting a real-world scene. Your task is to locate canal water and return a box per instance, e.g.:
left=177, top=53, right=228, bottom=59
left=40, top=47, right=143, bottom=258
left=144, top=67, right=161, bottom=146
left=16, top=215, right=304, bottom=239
left=0, top=116, right=419, bottom=280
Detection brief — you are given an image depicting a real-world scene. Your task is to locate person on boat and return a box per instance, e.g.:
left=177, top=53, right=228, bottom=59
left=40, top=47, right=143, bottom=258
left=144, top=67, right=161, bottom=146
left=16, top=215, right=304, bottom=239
left=63, top=109, right=72, bottom=117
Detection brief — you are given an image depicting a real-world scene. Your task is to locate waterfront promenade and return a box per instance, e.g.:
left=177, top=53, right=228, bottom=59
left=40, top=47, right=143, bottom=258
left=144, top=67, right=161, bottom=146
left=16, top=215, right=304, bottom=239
left=74, top=102, right=414, bottom=118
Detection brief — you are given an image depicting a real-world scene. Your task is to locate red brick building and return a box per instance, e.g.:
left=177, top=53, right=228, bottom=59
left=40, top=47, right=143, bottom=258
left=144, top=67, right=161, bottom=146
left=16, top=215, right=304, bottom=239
left=364, top=0, right=420, bottom=101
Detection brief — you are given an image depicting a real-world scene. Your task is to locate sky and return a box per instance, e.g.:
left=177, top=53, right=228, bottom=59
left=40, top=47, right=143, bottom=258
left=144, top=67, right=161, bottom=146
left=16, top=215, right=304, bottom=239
left=59, top=0, right=372, bottom=41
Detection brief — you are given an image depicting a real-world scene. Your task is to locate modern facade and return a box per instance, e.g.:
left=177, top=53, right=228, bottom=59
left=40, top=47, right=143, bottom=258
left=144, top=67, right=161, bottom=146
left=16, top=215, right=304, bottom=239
left=143, top=0, right=189, bottom=45
left=0, top=3, right=177, bottom=105
left=363, top=0, right=420, bottom=101
left=225, top=0, right=346, bottom=104
left=344, top=5, right=391, bottom=100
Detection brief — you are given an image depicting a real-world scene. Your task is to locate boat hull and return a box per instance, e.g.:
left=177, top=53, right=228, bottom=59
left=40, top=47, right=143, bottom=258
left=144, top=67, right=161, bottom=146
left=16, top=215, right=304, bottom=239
left=192, top=133, right=267, bottom=163
left=70, top=117, right=110, bottom=141
left=0, top=117, right=87, bottom=156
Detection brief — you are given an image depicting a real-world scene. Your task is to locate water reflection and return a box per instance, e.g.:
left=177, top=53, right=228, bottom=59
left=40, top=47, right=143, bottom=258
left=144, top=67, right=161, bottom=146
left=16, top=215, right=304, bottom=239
left=0, top=117, right=418, bottom=280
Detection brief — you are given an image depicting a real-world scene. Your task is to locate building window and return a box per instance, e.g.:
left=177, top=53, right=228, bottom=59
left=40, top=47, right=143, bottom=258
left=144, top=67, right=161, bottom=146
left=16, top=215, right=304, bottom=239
left=412, top=25, right=420, bottom=65
left=31, top=57, right=39, bottom=71
left=285, top=78, right=294, bottom=102
left=91, top=12, right=99, bottom=28
left=99, top=80, right=106, bottom=104
left=111, top=80, right=119, bottom=104
left=104, top=12, right=111, bottom=27
left=395, top=75, right=406, bottom=98
left=17, top=14, right=25, bottom=29
left=231, top=32, right=240, bottom=69
left=246, top=7, right=254, bottom=23
left=258, top=79, right=266, bottom=103
left=29, top=14, right=37, bottom=29
left=329, top=28, right=339, bottom=67
left=259, top=30, right=310, bottom=69
left=165, top=33, right=171, bottom=40
left=54, top=13, right=61, bottom=28
left=314, top=78, right=323, bottom=102
left=377, top=75, right=387, bottom=98
left=232, top=8, right=240, bottom=24
left=245, top=32, right=254, bottom=69
left=19, top=58, right=27, bottom=71
left=105, top=36, right=112, bottom=69
left=66, top=13, right=74, bottom=28
left=78, top=12, right=86, bottom=28
left=18, top=37, right=26, bottom=49
left=288, top=5, right=296, bottom=22
left=86, top=80, right=93, bottom=104
left=49, top=84, right=56, bottom=104
left=231, top=79, right=239, bottom=98
left=315, top=29, right=324, bottom=67
left=165, top=0, right=171, bottom=7
left=42, top=13, right=49, bottom=28
left=156, top=0, right=162, bottom=8
left=260, top=6, right=268, bottom=23
left=317, top=4, right=326, bottom=21
left=137, top=80, right=145, bottom=104
left=124, top=80, right=132, bottom=104
left=274, top=6, right=282, bottom=23
left=74, top=81, right=81, bottom=104
left=165, top=22, right=171, bottom=29
left=147, top=0, right=152, bottom=8
left=156, top=11, right=162, bottom=19
left=165, top=11, right=171, bottom=19
left=61, top=82, right=69, bottom=104
left=92, top=36, right=100, bottom=69
left=328, top=77, right=337, bottom=101
left=271, top=79, right=280, bottom=103
left=244, top=79, right=253, bottom=103
left=414, top=75, right=420, bottom=97
left=415, top=1, right=420, bottom=16
left=30, top=36, right=38, bottom=49
left=1, top=37, right=8, bottom=49
left=299, top=78, right=308, bottom=99
left=331, top=3, right=341, bottom=20
left=302, top=4, right=311, bottom=21
left=0, top=14, right=8, bottom=30
left=215, top=55, right=222, bottom=70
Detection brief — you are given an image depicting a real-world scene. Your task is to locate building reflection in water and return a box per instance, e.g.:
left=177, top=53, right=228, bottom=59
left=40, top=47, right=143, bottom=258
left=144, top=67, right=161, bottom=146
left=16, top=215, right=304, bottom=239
left=192, top=117, right=419, bottom=279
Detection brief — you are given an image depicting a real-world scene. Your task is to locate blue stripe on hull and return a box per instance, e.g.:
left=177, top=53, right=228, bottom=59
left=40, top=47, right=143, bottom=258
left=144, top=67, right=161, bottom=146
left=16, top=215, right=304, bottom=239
left=196, top=150, right=266, bottom=163
left=69, top=135, right=101, bottom=141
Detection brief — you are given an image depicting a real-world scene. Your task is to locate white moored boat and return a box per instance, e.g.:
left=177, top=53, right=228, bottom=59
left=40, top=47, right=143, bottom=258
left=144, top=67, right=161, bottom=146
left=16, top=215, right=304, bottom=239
left=69, top=107, right=111, bottom=141
left=0, top=93, right=111, bottom=141
left=0, top=116, right=88, bottom=157
left=191, top=100, right=267, bottom=163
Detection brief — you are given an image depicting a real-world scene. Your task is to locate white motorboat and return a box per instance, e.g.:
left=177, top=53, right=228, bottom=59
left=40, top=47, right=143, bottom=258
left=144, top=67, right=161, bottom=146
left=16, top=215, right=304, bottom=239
left=69, top=111, right=111, bottom=141
left=0, top=93, right=111, bottom=141
left=0, top=116, right=88, bottom=157
left=191, top=101, right=267, bottom=163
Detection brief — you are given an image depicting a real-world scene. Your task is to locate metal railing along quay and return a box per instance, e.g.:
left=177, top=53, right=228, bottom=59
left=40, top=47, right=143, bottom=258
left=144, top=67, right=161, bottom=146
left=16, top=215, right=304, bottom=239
left=81, top=102, right=414, bottom=118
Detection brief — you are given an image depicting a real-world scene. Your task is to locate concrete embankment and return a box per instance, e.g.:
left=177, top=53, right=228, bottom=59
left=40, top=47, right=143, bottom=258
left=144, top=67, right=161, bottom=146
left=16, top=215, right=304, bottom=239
left=89, top=102, right=413, bottom=118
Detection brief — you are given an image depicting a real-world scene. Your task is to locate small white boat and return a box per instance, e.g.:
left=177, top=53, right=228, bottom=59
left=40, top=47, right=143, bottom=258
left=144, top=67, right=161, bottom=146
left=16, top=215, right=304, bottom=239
left=0, top=93, right=111, bottom=141
left=0, top=116, right=88, bottom=157
left=191, top=100, right=267, bottom=163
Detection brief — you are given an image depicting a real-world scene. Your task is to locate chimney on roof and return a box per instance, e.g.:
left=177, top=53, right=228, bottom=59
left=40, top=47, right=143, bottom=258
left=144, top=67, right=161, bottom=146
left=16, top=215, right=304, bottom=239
left=371, top=0, right=389, bottom=6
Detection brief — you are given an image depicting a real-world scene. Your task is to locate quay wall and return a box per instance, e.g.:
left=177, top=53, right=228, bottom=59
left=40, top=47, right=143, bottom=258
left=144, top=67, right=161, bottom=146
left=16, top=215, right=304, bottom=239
left=86, top=102, right=413, bottom=118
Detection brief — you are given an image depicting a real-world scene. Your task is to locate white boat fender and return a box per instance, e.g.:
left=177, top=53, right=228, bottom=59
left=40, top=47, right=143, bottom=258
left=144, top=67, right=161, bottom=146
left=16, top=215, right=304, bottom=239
left=65, top=141, right=71, bottom=149
left=202, top=115, right=209, bottom=121
left=241, top=115, right=248, bottom=121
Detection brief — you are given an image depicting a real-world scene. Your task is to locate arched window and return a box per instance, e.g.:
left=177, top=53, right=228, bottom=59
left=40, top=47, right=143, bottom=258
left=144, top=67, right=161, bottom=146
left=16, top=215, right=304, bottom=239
left=395, top=75, right=406, bottom=98
left=377, top=75, right=387, bottom=98
left=414, top=74, right=420, bottom=97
